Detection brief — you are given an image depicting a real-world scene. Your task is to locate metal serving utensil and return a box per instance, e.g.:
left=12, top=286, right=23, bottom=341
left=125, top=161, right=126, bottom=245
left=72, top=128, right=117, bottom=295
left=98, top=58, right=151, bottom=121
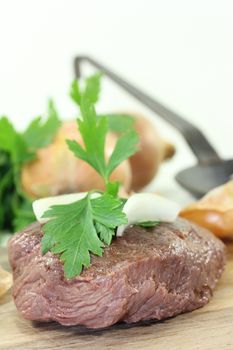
left=74, top=55, right=233, bottom=198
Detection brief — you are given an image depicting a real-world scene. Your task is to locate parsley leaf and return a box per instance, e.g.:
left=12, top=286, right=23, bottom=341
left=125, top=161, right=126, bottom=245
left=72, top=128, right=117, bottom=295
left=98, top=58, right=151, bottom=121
left=70, top=80, right=81, bottom=105
left=106, top=129, right=139, bottom=177
left=106, top=181, right=120, bottom=197
left=67, top=97, right=139, bottom=183
left=0, top=117, right=33, bottom=164
left=0, top=156, right=14, bottom=229
left=0, top=101, right=60, bottom=233
left=13, top=197, right=35, bottom=232
left=101, top=113, right=135, bottom=134
left=69, top=74, right=139, bottom=185
left=67, top=97, right=108, bottom=180
left=23, top=100, right=60, bottom=150
left=70, top=73, right=101, bottom=106
left=0, top=117, right=17, bottom=153
left=138, top=221, right=160, bottom=228
left=85, top=73, right=102, bottom=103
left=42, top=193, right=127, bottom=278
left=95, top=222, right=114, bottom=245
left=0, top=116, right=35, bottom=232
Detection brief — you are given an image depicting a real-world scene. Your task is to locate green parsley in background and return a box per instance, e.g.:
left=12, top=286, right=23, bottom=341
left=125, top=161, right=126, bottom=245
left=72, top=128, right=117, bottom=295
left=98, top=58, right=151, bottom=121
left=0, top=101, right=60, bottom=233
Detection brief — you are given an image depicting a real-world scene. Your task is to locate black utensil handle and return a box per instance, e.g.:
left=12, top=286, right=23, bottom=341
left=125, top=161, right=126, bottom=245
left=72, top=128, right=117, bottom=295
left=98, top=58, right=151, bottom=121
left=74, top=55, right=221, bottom=165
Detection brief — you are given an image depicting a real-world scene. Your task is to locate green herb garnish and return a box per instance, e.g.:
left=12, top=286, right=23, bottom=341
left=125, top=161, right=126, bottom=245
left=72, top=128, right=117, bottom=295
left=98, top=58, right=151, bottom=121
left=0, top=101, right=60, bottom=232
left=100, top=113, right=135, bottom=134
left=42, top=193, right=127, bottom=278
left=138, top=221, right=160, bottom=228
left=41, top=75, right=139, bottom=278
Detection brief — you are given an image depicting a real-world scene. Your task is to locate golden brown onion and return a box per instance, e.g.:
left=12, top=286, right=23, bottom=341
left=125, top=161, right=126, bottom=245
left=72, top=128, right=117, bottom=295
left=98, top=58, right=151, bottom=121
left=180, top=180, right=233, bottom=238
left=22, top=114, right=175, bottom=197
left=21, top=121, right=132, bottom=198
left=127, top=113, right=175, bottom=191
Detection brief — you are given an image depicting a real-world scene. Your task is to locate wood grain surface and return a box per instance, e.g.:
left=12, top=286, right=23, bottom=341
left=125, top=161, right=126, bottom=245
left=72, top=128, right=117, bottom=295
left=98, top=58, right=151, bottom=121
left=0, top=243, right=233, bottom=350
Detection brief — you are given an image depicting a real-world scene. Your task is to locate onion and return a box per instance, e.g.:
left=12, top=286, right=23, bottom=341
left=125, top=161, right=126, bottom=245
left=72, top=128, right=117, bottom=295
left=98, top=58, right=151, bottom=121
left=117, top=193, right=181, bottom=236
left=21, top=121, right=132, bottom=198
left=126, top=113, right=175, bottom=191
left=180, top=180, right=233, bottom=238
left=33, top=192, right=100, bottom=223
left=33, top=191, right=180, bottom=236
left=21, top=114, right=175, bottom=198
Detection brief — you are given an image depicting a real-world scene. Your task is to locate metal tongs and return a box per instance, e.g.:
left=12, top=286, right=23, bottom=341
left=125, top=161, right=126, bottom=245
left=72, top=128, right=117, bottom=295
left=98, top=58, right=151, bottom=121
left=74, top=55, right=233, bottom=198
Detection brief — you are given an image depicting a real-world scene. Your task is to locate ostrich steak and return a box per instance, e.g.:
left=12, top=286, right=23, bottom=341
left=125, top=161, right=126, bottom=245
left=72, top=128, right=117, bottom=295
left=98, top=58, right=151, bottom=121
left=8, top=218, right=225, bottom=329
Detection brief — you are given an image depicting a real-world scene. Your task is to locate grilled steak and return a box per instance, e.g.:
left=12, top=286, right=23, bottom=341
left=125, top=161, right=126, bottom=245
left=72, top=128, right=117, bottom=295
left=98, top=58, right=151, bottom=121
left=8, top=218, right=225, bottom=329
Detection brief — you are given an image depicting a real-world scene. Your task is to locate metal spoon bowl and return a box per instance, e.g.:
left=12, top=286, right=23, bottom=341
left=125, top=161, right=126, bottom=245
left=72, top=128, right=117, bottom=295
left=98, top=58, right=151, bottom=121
left=74, top=56, right=232, bottom=198
left=176, top=160, right=233, bottom=197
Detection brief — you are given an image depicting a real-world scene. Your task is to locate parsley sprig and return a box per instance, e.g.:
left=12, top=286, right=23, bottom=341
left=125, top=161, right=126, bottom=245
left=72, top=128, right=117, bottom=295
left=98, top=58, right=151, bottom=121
left=41, top=74, right=139, bottom=278
left=67, top=94, right=138, bottom=193
left=0, top=101, right=60, bottom=232
left=42, top=193, right=127, bottom=278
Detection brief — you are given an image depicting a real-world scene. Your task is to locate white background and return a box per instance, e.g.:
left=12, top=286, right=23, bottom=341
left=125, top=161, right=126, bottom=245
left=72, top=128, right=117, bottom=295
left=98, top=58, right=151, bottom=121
left=0, top=0, right=233, bottom=204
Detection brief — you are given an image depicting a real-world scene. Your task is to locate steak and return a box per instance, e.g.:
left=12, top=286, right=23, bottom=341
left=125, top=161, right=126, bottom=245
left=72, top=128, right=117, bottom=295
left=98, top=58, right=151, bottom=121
left=8, top=218, right=225, bottom=329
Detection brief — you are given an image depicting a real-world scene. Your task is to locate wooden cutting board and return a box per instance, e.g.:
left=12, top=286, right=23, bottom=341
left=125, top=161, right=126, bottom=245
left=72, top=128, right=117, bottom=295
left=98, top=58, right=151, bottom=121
left=1, top=243, right=233, bottom=350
